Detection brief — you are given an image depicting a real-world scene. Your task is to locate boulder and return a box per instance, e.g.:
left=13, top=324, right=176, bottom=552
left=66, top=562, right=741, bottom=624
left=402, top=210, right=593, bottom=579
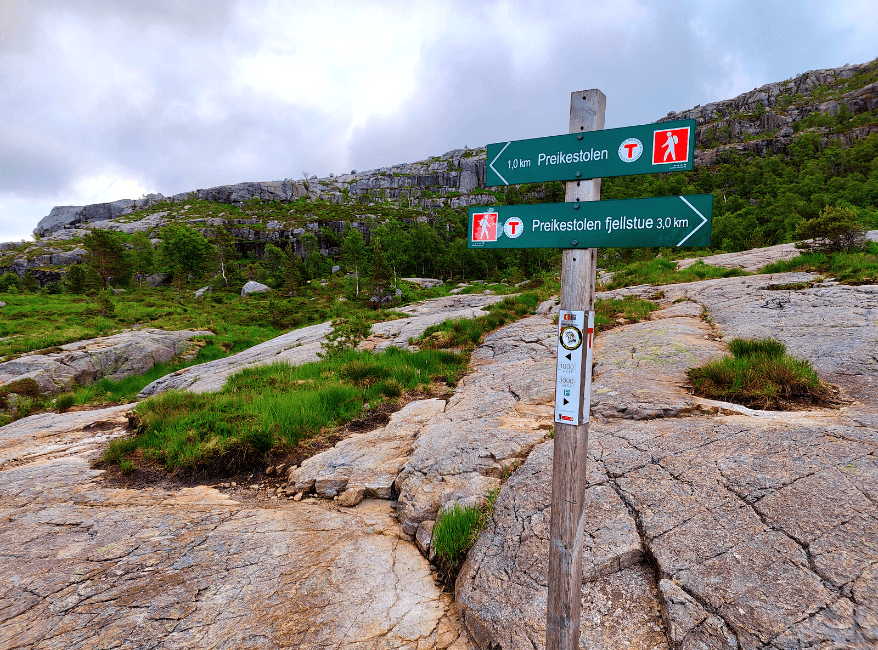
left=194, top=286, right=211, bottom=299
left=336, top=487, right=365, bottom=507
left=138, top=321, right=334, bottom=396
left=402, top=278, right=443, bottom=289
left=241, top=281, right=270, bottom=296
left=395, top=314, right=557, bottom=536
left=33, top=206, right=84, bottom=236
left=415, top=520, right=435, bottom=557
left=145, top=272, right=169, bottom=287
left=360, top=294, right=506, bottom=351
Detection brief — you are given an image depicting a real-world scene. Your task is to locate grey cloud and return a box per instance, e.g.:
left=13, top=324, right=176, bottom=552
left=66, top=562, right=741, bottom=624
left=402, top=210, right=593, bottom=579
left=0, top=0, right=876, bottom=243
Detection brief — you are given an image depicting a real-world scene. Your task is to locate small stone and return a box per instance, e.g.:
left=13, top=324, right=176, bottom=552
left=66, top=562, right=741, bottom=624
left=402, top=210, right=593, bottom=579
left=230, top=482, right=236, bottom=488
left=265, top=466, right=275, bottom=476
left=337, top=488, right=366, bottom=507
left=416, top=520, right=435, bottom=555
left=249, top=484, right=259, bottom=489
left=293, top=492, right=303, bottom=502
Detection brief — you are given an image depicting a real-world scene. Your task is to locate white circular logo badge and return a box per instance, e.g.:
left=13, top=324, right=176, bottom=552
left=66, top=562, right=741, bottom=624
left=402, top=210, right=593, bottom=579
left=560, top=326, right=582, bottom=351
left=503, top=216, right=524, bottom=239
left=618, top=137, right=643, bottom=163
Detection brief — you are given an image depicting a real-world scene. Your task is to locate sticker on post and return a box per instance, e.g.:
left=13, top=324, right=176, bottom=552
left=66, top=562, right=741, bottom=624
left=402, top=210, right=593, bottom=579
left=554, top=310, right=594, bottom=425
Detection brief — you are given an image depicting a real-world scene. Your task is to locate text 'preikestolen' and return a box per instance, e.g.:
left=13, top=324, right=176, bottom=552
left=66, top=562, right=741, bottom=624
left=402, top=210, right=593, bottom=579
left=532, top=215, right=689, bottom=233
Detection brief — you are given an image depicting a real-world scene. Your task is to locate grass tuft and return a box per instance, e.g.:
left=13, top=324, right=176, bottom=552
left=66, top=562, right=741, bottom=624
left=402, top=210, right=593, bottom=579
left=686, top=337, right=837, bottom=409
left=607, top=258, right=748, bottom=289
left=431, top=503, right=486, bottom=586
left=761, top=242, right=878, bottom=285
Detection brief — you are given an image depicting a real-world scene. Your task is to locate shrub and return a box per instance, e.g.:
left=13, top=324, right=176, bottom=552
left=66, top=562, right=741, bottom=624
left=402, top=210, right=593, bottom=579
left=796, top=205, right=866, bottom=253
left=0, top=378, right=42, bottom=409
left=320, top=317, right=372, bottom=358
left=0, top=272, right=20, bottom=292
left=55, top=392, right=76, bottom=412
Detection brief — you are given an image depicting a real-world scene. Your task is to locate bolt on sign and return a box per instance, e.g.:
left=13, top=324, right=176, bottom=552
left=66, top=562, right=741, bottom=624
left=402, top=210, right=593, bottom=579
left=486, top=119, right=695, bottom=186
left=468, top=194, right=713, bottom=250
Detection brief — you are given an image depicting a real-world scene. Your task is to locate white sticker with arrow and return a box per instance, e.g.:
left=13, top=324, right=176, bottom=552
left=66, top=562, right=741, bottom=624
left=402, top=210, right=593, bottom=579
left=555, top=310, right=594, bottom=425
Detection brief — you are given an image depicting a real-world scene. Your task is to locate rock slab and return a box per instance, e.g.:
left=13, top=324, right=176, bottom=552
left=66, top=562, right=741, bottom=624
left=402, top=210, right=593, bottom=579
left=0, top=329, right=210, bottom=396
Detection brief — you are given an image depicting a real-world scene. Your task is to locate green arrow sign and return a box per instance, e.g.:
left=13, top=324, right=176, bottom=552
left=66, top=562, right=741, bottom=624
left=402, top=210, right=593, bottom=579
left=467, top=194, right=713, bottom=249
left=486, top=119, right=695, bottom=186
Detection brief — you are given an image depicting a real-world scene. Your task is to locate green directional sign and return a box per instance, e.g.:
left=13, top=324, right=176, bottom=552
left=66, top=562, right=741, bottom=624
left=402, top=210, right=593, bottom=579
left=467, top=194, right=712, bottom=249
left=486, top=119, right=695, bottom=186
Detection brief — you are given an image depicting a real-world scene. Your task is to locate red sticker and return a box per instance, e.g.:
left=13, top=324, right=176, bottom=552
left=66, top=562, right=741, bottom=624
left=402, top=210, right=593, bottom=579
left=472, top=212, right=498, bottom=242
left=652, top=127, right=690, bottom=165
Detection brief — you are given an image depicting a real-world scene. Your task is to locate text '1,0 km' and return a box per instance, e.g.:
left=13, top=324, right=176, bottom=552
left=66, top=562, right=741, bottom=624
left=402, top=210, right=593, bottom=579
left=486, top=119, right=695, bottom=186
left=467, top=194, right=713, bottom=249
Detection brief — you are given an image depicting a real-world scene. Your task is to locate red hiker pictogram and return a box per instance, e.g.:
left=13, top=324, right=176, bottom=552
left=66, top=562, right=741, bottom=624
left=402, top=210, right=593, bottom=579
left=652, top=127, right=690, bottom=165
left=472, top=212, right=498, bottom=241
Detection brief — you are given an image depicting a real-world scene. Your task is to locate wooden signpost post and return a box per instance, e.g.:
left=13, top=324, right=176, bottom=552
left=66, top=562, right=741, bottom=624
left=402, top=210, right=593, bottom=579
left=468, top=90, right=712, bottom=650
left=546, top=89, right=604, bottom=650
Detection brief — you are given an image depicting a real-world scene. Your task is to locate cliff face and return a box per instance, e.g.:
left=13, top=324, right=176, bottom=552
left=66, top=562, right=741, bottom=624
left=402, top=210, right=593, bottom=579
left=659, top=60, right=878, bottom=165
left=5, top=58, right=875, bottom=281
left=32, top=153, right=490, bottom=238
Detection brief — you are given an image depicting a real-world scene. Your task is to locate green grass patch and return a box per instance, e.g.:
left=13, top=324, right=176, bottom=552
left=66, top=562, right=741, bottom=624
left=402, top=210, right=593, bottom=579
left=594, top=295, right=659, bottom=331
left=605, top=258, right=748, bottom=289
left=686, top=338, right=837, bottom=409
left=432, top=485, right=500, bottom=587
left=761, top=242, right=878, bottom=285
left=432, top=504, right=484, bottom=582
left=105, top=346, right=466, bottom=472
left=416, top=293, right=540, bottom=350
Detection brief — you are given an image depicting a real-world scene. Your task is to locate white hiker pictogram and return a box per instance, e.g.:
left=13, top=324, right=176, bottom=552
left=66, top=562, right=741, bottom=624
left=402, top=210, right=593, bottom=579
left=476, top=214, right=490, bottom=240
left=662, top=130, right=679, bottom=162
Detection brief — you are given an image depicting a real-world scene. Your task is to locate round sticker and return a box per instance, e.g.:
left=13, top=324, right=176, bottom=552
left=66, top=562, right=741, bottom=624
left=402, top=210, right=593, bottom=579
left=560, top=326, right=582, bottom=351
left=618, top=137, right=643, bottom=163
left=503, top=216, right=524, bottom=238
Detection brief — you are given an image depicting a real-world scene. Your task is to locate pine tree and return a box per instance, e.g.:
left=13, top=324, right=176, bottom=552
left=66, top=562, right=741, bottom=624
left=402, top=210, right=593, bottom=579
left=367, top=239, right=394, bottom=306
left=282, top=243, right=304, bottom=295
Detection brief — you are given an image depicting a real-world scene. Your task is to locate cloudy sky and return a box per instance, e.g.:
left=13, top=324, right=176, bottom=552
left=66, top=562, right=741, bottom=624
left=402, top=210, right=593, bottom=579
left=1, top=0, right=876, bottom=242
